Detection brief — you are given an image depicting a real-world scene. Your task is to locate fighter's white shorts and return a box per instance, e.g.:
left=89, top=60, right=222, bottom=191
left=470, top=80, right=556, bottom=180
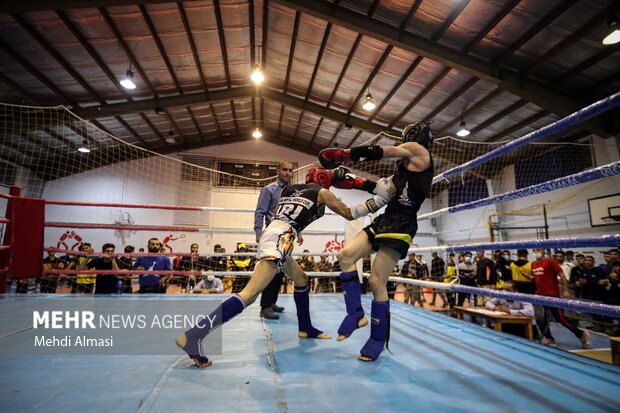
left=257, top=219, right=297, bottom=269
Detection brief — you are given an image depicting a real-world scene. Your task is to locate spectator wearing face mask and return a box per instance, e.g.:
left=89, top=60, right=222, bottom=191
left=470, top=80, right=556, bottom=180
left=510, top=249, right=535, bottom=294
left=194, top=274, right=224, bottom=294
left=456, top=252, right=477, bottom=306
left=497, top=250, right=512, bottom=282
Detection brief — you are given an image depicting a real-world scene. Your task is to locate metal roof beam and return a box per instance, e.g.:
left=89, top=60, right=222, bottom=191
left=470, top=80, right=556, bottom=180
left=269, top=0, right=611, bottom=137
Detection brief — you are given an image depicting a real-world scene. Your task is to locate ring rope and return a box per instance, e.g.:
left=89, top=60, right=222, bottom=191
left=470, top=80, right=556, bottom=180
left=42, top=248, right=344, bottom=258
left=42, top=269, right=348, bottom=278
left=432, top=91, right=620, bottom=184
left=44, top=222, right=343, bottom=235
left=389, top=277, right=620, bottom=318
left=407, top=234, right=620, bottom=254
left=420, top=160, right=620, bottom=220
left=44, top=199, right=338, bottom=215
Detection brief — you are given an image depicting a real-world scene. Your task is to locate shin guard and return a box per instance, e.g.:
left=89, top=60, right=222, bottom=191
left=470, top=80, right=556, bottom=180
left=180, top=295, right=246, bottom=363
left=359, top=300, right=390, bottom=361
left=294, top=285, right=323, bottom=338
left=337, top=271, right=365, bottom=338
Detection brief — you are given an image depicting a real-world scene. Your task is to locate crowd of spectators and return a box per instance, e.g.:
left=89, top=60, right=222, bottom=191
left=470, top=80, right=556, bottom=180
left=20, top=243, right=620, bottom=335
left=392, top=247, right=620, bottom=338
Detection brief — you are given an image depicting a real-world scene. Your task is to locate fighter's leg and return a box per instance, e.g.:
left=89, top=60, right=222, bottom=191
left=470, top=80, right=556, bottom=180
left=282, top=257, right=330, bottom=339
left=336, top=230, right=374, bottom=341
left=175, top=260, right=278, bottom=367
left=358, top=246, right=400, bottom=362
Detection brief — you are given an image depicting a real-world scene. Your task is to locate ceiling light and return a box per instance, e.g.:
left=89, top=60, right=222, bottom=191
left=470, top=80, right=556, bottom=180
left=602, top=17, right=620, bottom=45
left=456, top=120, right=470, bottom=137
left=165, top=130, right=175, bottom=144
left=362, top=93, right=376, bottom=111
left=77, top=140, right=90, bottom=153
left=252, top=128, right=262, bottom=138
left=250, top=67, right=264, bottom=84
left=120, top=69, right=136, bottom=90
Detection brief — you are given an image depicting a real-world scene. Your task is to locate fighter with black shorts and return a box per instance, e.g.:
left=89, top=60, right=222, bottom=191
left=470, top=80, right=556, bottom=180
left=319, top=122, right=434, bottom=362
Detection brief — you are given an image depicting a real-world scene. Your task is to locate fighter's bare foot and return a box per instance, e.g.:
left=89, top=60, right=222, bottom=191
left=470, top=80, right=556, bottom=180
left=298, top=331, right=331, bottom=339
left=175, top=333, right=213, bottom=368
left=357, top=355, right=374, bottom=362
left=337, top=316, right=368, bottom=341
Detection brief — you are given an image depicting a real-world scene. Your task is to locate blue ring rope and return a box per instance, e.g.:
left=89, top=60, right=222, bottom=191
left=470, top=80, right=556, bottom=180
left=432, top=91, right=620, bottom=184
left=419, top=161, right=620, bottom=220
left=389, top=277, right=620, bottom=318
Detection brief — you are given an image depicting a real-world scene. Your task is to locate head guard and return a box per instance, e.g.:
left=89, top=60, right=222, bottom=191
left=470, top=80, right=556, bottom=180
left=402, top=122, right=433, bottom=149
left=306, top=166, right=333, bottom=189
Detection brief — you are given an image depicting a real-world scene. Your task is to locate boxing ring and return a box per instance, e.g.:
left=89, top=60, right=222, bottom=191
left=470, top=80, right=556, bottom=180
left=1, top=294, right=619, bottom=413
left=1, top=93, right=620, bottom=413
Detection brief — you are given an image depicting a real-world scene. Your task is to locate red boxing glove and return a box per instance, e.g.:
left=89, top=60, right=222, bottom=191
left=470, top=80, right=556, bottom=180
left=332, top=167, right=377, bottom=193
left=318, top=148, right=352, bottom=169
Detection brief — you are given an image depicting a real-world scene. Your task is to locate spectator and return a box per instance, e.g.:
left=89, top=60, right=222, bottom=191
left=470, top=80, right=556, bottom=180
left=554, top=251, right=574, bottom=285
left=315, top=255, right=334, bottom=293
left=444, top=253, right=457, bottom=307
left=176, top=243, right=204, bottom=287
left=570, top=254, right=586, bottom=298
left=457, top=252, right=477, bottom=306
left=204, top=244, right=228, bottom=272
left=415, top=255, right=429, bottom=279
left=117, top=245, right=135, bottom=293
left=74, top=243, right=95, bottom=294
left=485, top=281, right=535, bottom=338
left=565, top=250, right=575, bottom=265
left=230, top=243, right=254, bottom=293
left=134, top=238, right=172, bottom=293
left=476, top=250, right=497, bottom=289
left=194, top=274, right=224, bottom=294
left=576, top=255, right=609, bottom=331
left=401, top=254, right=421, bottom=306
left=496, top=250, right=512, bottom=282
left=41, top=249, right=64, bottom=293
left=607, top=261, right=620, bottom=305
left=510, top=249, right=535, bottom=294
left=58, top=251, right=78, bottom=292
left=430, top=252, right=448, bottom=308
left=297, top=250, right=315, bottom=271
left=81, top=243, right=121, bottom=294
left=600, top=250, right=616, bottom=275
left=532, top=248, right=590, bottom=348
left=576, top=256, right=607, bottom=301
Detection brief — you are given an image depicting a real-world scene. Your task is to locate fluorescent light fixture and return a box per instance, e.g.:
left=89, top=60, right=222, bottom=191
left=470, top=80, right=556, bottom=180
left=252, top=128, right=262, bottom=138
left=77, top=141, right=90, bottom=153
left=362, top=93, right=376, bottom=111
left=250, top=67, right=265, bottom=84
left=120, top=69, right=136, bottom=90
left=456, top=120, right=470, bottom=137
left=165, top=130, right=175, bottom=144
left=602, top=18, right=620, bottom=45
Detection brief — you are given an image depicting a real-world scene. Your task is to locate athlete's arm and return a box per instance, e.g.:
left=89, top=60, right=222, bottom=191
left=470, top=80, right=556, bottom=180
left=319, top=142, right=430, bottom=171
left=318, top=188, right=354, bottom=220
left=382, top=142, right=431, bottom=171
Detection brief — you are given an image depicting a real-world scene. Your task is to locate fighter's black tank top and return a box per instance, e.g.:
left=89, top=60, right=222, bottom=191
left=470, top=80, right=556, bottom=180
left=384, top=159, right=434, bottom=216
left=274, top=184, right=325, bottom=232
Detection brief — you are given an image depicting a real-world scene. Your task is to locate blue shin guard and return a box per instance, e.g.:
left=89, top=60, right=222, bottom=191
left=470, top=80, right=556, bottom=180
left=337, top=271, right=366, bottom=339
left=179, top=295, right=246, bottom=364
left=293, top=285, right=324, bottom=338
left=359, top=300, right=390, bottom=362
